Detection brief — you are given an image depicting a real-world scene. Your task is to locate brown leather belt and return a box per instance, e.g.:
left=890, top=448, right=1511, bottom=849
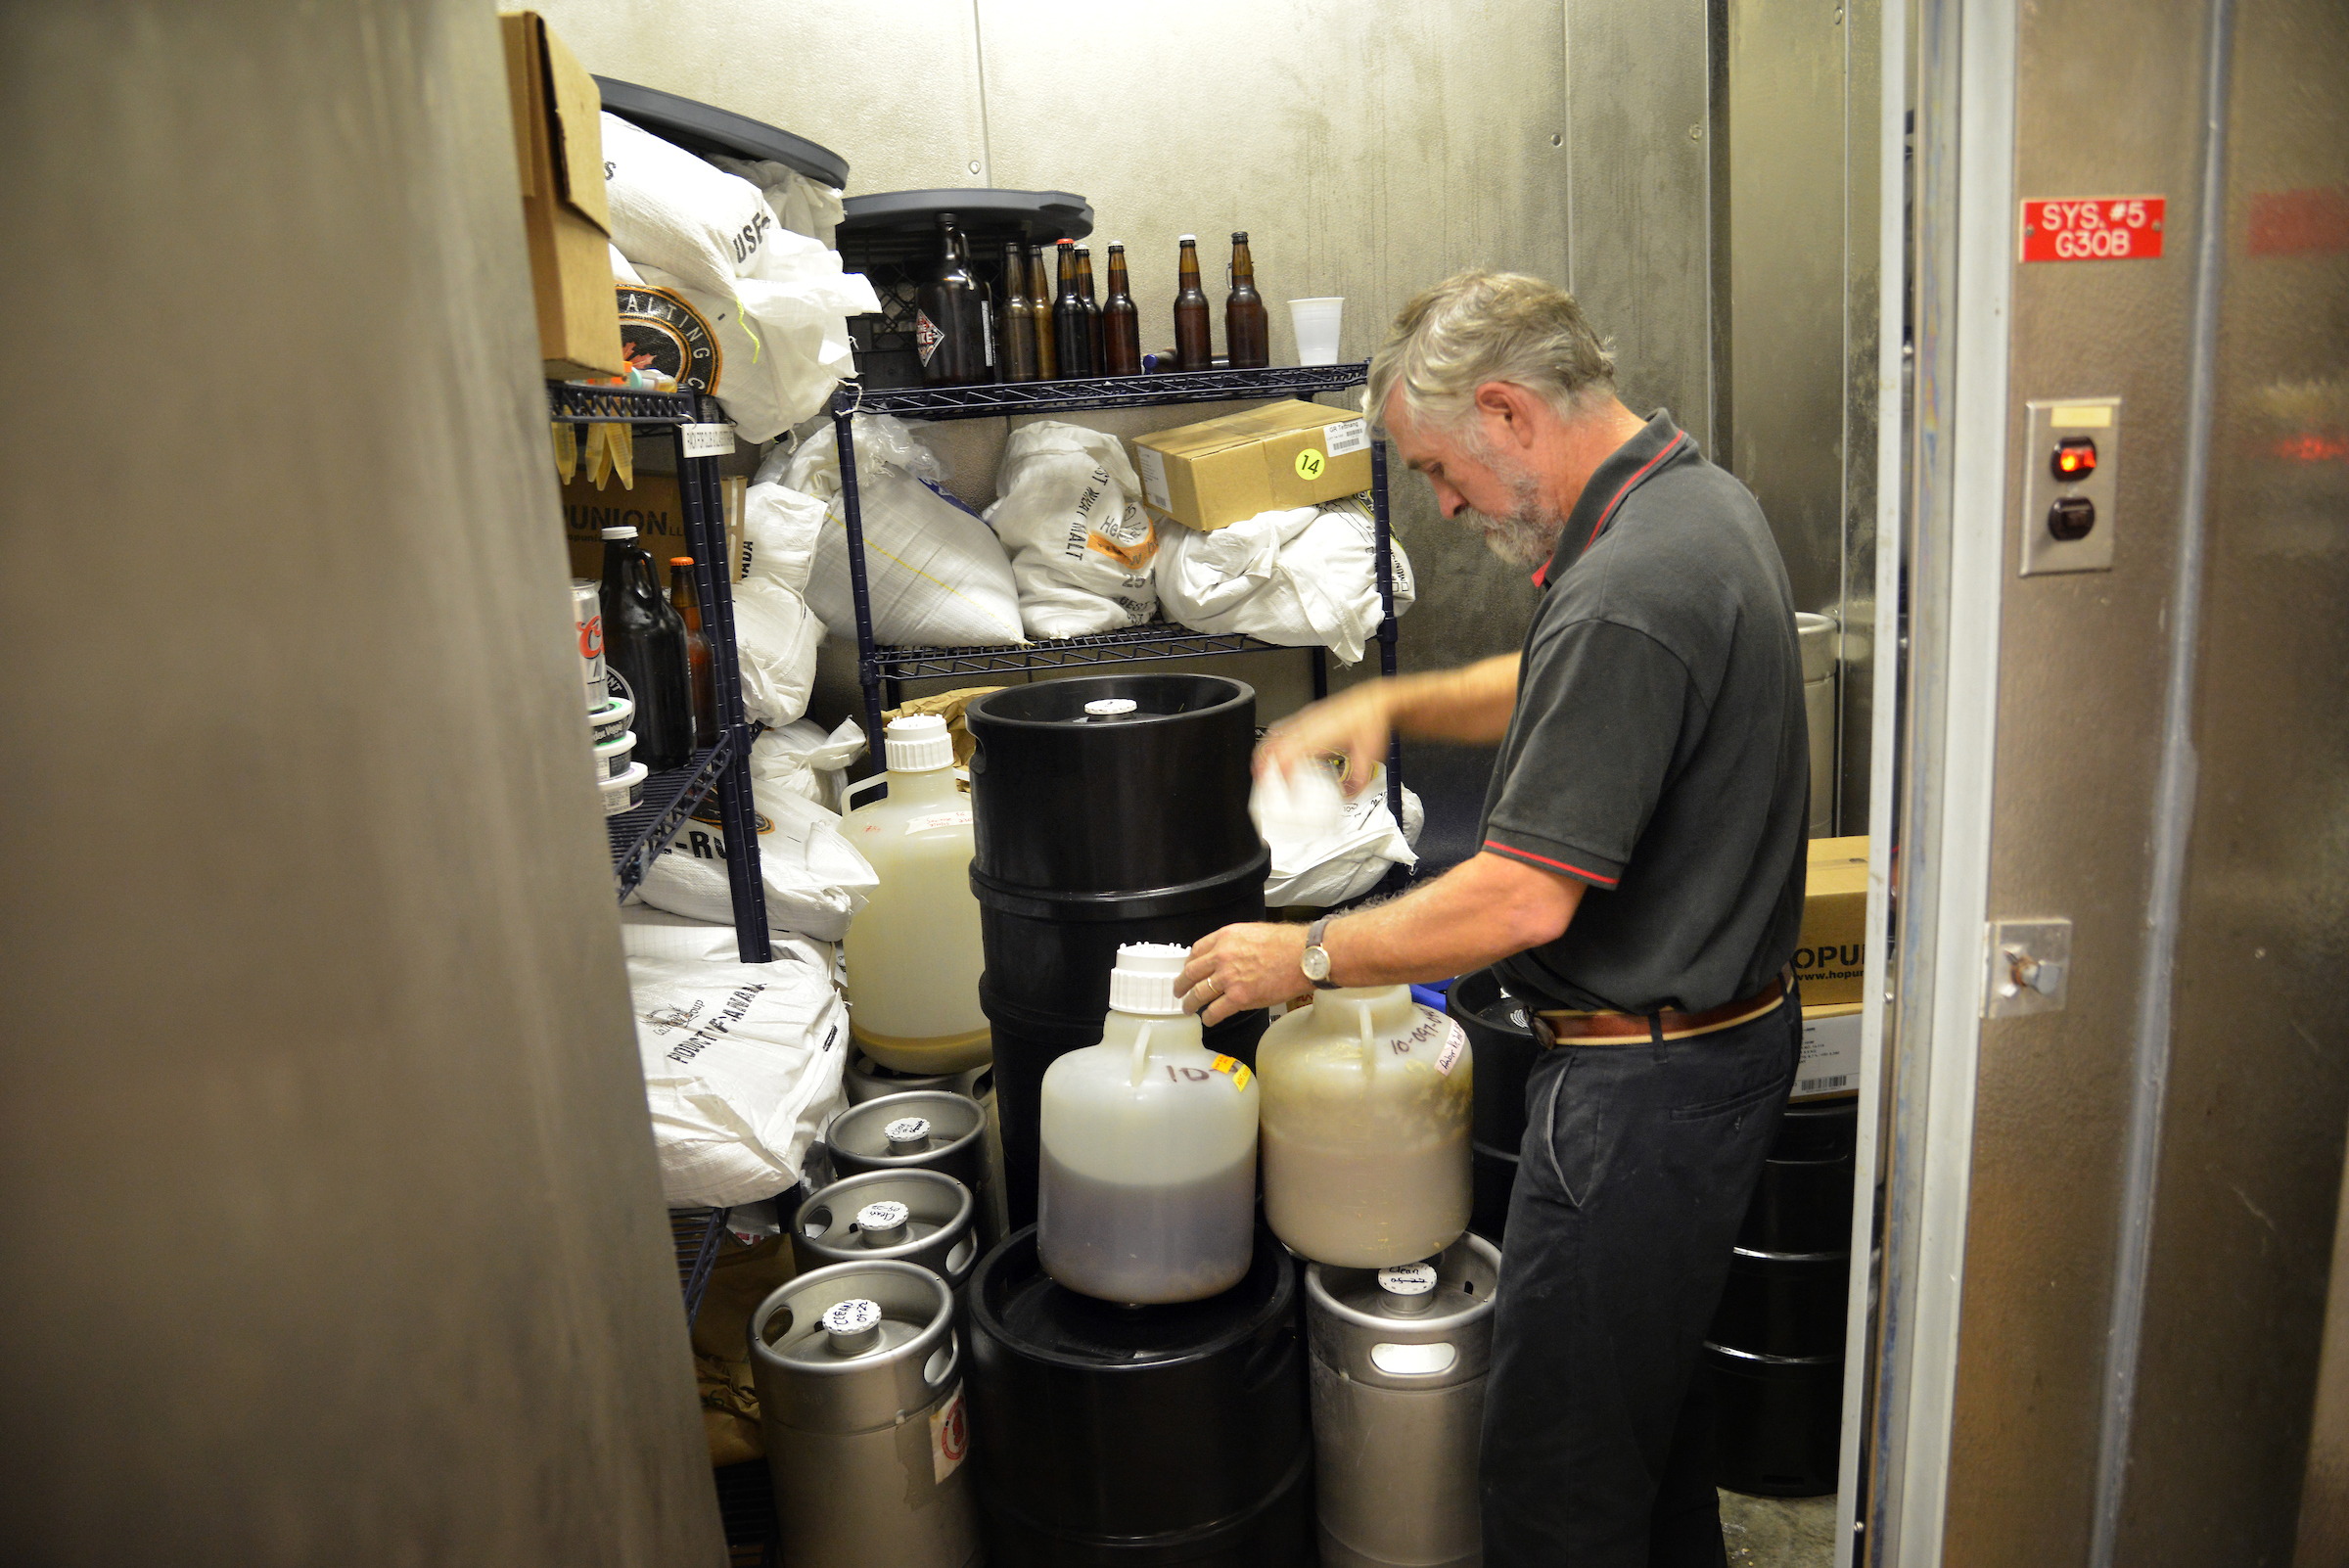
left=1531, top=972, right=1789, bottom=1048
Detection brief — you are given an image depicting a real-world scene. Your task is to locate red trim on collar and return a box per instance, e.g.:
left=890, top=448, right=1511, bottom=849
left=1583, top=435, right=1687, bottom=553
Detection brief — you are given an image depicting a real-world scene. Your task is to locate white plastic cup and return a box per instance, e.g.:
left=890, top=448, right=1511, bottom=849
left=1289, top=298, right=1345, bottom=366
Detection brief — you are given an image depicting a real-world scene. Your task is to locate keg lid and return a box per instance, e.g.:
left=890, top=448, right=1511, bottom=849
left=600, top=525, right=638, bottom=539
left=1082, top=698, right=1139, bottom=717
left=884, top=1116, right=932, bottom=1148
left=826, top=1090, right=986, bottom=1165
left=1109, top=944, right=1190, bottom=1017
left=884, top=714, right=954, bottom=773
left=856, top=1200, right=911, bottom=1241
left=1376, top=1263, right=1440, bottom=1316
left=821, top=1297, right=886, bottom=1355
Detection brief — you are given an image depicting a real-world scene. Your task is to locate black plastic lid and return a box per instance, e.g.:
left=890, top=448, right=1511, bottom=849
left=840, top=189, right=1093, bottom=242
left=973, top=1225, right=1291, bottom=1370
left=593, top=76, right=850, bottom=187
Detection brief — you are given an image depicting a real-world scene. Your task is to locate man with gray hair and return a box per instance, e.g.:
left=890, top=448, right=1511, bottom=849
left=1180, top=269, right=1809, bottom=1564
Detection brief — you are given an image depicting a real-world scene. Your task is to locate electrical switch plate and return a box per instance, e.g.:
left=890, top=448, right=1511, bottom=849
left=1984, top=918, right=2073, bottom=1017
left=2019, top=397, right=2120, bottom=576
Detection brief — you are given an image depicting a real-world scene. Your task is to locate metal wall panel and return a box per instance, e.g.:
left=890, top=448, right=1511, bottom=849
left=1565, top=0, right=1717, bottom=438
left=1941, top=0, right=2215, bottom=1559
left=2120, top=0, right=2349, bottom=1559
left=0, top=4, right=725, bottom=1562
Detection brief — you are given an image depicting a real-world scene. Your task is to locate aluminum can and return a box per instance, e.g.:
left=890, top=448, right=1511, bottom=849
left=749, top=1260, right=979, bottom=1568
left=1307, top=1232, right=1502, bottom=1567
left=572, top=578, right=604, bottom=713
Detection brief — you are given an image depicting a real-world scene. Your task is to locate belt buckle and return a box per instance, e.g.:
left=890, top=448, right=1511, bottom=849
left=1531, top=1015, right=1559, bottom=1049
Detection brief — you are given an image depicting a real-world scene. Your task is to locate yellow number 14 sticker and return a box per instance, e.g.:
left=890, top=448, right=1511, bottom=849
left=1294, top=447, right=1326, bottom=482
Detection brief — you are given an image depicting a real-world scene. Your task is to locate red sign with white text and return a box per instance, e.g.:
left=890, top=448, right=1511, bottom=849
left=2022, top=196, right=2166, bottom=262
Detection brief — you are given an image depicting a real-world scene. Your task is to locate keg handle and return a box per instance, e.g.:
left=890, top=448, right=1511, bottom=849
left=1354, top=1000, right=1378, bottom=1079
left=842, top=773, right=888, bottom=811
left=925, top=1330, right=962, bottom=1393
left=1128, top=1020, right=1156, bottom=1087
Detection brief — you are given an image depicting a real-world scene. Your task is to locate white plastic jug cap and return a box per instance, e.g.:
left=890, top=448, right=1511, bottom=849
left=884, top=1117, right=932, bottom=1146
left=856, top=1201, right=910, bottom=1232
left=884, top=714, right=954, bottom=772
left=1083, top=698, right=1139, bottom=716
left=1378, top=1264, right=1438, bottom=1296
left=600, top=526, right=638, bottom=539
left=1109, top=943, right=1191, bottom=1016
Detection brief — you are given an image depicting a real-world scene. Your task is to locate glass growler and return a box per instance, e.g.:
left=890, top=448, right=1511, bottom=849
left=915, top=212, right=993, bottom=387
left=599, top=525, right=693, bottom=769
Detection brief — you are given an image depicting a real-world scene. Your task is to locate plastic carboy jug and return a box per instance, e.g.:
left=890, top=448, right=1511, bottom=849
left=1037, top=944, right=1260, bottom=1304
left=1258, top=987, right=1474, bottom=1268
left=843, top=715, right=990, bottom=1074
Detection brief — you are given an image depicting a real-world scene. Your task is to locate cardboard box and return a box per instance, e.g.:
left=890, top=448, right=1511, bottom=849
left=562, top=472, right=745, bottom=582
left=1132, top=401, right=1373, bottom=530
left=1793, top=835, right=1868, bottom=1006
left=501, top=13, right=625, bottom=380
left=1792, top=1002, right=1862, bottom=1102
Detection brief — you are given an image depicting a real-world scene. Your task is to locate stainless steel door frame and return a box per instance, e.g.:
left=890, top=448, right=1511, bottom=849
left=1854, top=0, right=2019, bottom=1562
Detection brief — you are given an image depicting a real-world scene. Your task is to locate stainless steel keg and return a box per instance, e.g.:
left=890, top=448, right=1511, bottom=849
left=792, top=1168, right=980, bottom=1300
left=749, top=1260, right=980, bottom=1568
left=826, top=1090, right=998, bottom=1245
left=1306, top=1233, right=1502, bottom=1568
left=845, top=1049, right=990, bottom=1105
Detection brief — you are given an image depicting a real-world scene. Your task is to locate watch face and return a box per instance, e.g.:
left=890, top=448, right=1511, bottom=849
left=1302, top=945, right=1331, bottom=982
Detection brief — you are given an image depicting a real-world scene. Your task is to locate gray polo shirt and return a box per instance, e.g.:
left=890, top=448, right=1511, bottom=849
left=1478, top=411, right=1808, bottom=1015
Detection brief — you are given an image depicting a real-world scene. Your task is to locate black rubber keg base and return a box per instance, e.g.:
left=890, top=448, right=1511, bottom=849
left=1704, top=1343, right=1844, bottom=1498
left=980, top=1445, right=1313, bottom=1567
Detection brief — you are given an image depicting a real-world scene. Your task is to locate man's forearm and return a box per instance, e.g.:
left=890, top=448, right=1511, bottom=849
left=1378, top=654, right=1521, bottom=746
left=1323, top=851, right=1584, bottom=987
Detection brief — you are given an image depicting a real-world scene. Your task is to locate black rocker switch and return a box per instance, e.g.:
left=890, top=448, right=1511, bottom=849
left=2048, top=495, right=2096, bottom=542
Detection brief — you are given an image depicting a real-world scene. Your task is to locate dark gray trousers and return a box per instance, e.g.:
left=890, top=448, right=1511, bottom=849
left=1479, top=988, right=1801, bottom=1566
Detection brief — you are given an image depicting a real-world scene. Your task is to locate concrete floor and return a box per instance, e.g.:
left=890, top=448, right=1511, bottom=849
left=1720, top=1490, right=1839, bottom=1567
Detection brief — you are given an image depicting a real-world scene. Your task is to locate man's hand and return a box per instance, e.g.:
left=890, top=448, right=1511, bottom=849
left=1255, top=684, right=1393, bottom=798
left=1178, top=923, right=1311, bottom=1027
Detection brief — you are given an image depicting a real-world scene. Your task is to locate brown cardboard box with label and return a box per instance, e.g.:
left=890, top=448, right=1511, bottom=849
left=562, top=473, right=746, bottom=582
left=1794, top=835, right=1868, bottom=1006
left=500, top=13, right=625, bottom=380
left=1131, top=401, right=1374, bottom=530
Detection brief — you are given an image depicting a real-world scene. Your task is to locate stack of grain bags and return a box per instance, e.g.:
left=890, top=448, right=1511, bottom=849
left=596, top=113, right=886, bottom=1211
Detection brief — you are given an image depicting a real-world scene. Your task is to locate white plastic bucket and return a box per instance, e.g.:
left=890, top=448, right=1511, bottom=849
left=1288, top=298, right=1344, bottom=366
left=593, top=730, right=637, bottom=780
left=599, top=761, right=649, bottom=816
left=589, top=694, right=634, bottom=746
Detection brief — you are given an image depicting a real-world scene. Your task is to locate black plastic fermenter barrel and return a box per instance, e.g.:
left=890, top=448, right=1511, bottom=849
left=1704, top=1095, right=1860, bottom=1497
left=966, top=674, right=1269, bottom=1231
left=964, top=1225, right=1313, bottom=1565
left=1446, top=968, right=1542, bottom=1245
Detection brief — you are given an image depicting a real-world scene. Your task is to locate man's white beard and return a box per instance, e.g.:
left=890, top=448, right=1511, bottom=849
left=1468, top=465, right=1562, bottom=567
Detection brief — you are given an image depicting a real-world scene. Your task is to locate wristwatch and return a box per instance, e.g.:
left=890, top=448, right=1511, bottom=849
left=1302, top=917, right=1339, bottom=990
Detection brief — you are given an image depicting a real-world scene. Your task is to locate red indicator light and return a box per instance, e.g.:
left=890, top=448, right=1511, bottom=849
left=2052, top=437, right=2098, bottom=480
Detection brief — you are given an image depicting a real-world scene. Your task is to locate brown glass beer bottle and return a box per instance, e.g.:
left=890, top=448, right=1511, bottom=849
left=1028, top=243, right=1058, bottom=379
left=1174, top=234, right=1213, bottom=371
left=1076, top=246, right=1105, bottom=373
left=999, top=240, right=1039, bottom=382
left=1053, top=239, right=1096, bottom=378
left=1225, top=231, right=1269, bottom=369
left=1102, top=243, right=1142, bottom=376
